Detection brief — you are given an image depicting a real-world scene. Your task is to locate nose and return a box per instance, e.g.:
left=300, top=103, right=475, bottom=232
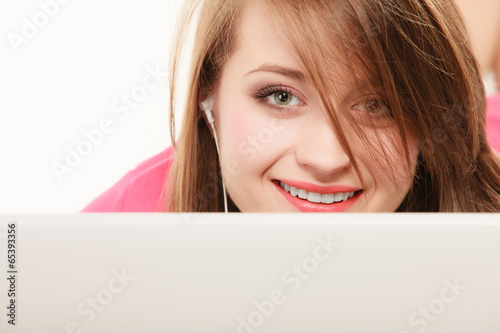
left=295, top=114, right=351, bottom=179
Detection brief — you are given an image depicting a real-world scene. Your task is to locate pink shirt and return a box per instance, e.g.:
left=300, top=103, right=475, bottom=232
left=83, top=95, right=500, bottom=212
left=487, top=94, right=500, bottom=149
left=82, top=146, right=174, bottom=212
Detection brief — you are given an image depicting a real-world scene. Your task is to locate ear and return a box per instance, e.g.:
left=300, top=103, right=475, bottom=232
left=199, top=94, right=216, bottom=137
left=198, top=87, right=214, bottom=111
left=200, top=95, right=215, bottom=123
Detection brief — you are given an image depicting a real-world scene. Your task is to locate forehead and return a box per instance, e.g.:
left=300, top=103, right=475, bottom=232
left=227, top=1, right=356, bottom=93
left=234, top=1, right=300, bottom=72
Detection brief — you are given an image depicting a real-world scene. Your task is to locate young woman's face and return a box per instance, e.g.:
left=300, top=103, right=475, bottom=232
left=212, top=2, right=419, bottom=212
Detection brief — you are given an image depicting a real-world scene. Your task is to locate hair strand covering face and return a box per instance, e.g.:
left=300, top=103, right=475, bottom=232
left=161, top=0, right=500, bottom=212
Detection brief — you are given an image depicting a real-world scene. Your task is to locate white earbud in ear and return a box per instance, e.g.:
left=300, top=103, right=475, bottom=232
left=200, top=95, right=228, bottom=213
left=200, top=95, right=215, bottom=124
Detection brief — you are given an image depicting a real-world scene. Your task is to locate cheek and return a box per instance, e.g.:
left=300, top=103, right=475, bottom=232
left=219, top=103, right=289, bottom=173
left=226, top=110, right=255, bottom=151
left=216, top=105, right=279, bottom=211
left=351, top=128, right=418, bottom=207
left=216, top=106, right=266, bottom=198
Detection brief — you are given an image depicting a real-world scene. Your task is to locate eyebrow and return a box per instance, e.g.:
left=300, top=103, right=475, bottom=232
left=245, top=63, right=307, bottom=82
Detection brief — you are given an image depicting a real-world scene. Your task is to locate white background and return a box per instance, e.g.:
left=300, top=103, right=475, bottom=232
left=0, top=0, right=497, bottom=213
left=1, top=0, right=186, bottom=213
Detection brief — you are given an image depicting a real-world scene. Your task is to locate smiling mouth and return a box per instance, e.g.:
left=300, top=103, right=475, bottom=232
left=276, top=180, right=362, bottom=204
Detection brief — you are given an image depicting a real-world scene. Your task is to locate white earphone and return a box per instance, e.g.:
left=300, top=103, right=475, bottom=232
left=201, top=95, right=215, bottom=125
left=200, top=95, right=228, bottom=213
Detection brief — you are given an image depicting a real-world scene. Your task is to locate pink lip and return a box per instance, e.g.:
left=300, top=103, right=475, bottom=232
left=273, top=180, right=362, bottom=213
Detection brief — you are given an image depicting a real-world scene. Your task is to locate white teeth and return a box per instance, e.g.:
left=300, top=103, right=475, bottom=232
left=298, top=189, right=308, bottom=199
left=321, top=193, right=334, bottom=204
left=278, top=182, right=357, bottom=204
left=307, top=192, right=322, bottom=203
left=280, top=181, right=291, bottom=192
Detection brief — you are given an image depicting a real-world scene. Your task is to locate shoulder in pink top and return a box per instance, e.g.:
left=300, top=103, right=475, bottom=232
left=486, top=94, right=500, bottom=152
left=82, top=146, right=174, bottom=212
left=82, top=94, right=500, bottom=212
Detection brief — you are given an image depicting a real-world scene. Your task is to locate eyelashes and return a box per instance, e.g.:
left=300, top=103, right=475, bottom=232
left=254, top=84, right=304, bottom=114
left=352, top=97, right=392, bottom=117
left=253, top=83, right=392, bottom=121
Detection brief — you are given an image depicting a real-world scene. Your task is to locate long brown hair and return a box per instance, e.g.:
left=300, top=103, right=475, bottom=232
left=163, top=0, right=500, bottom=212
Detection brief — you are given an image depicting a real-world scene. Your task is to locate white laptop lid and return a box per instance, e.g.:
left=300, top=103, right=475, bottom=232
left=1, top=214, right=499, bottom=332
